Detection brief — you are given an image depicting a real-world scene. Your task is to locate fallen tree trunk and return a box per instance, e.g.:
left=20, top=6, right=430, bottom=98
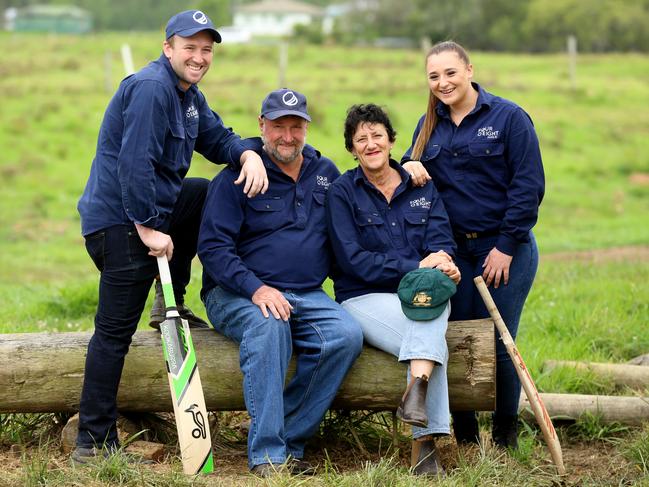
left=1, top=319, right=495, bottom=413
left=543, top=360, right=649, bottom=389
left=519, top=393, right=649, bottom=426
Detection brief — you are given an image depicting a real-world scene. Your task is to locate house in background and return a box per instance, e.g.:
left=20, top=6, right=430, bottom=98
left=233, top=0, right=323, bottom=38
left=5, top=5, right=92, bottom=34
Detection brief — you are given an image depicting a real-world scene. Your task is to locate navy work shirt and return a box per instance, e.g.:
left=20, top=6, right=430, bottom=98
left=326, top=160, right=455, bottom=303
left=402, top=83, right=545, bottom=256
left=198, top=138, right=340, bottom=300
left=78, top=54, right=246, bottom=236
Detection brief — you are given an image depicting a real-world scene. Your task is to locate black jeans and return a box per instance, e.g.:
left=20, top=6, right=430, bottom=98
left=76, top=177, right=209, bottom=448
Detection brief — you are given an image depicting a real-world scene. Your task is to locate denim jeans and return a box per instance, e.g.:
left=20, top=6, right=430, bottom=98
left=450, top=231, right=539, bottom=420
left=204, top=286, right=363, bottom=469
left=76, top=177, right=209, bottom=449
left=342, top=294, right=450, bottom=438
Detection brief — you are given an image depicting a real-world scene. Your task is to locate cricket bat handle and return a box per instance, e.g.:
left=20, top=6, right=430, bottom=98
left=474, top=276, right=566, bottom=476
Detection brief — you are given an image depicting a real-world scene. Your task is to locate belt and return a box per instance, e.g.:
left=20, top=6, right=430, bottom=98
left=453, top=230, right=500, bottom=240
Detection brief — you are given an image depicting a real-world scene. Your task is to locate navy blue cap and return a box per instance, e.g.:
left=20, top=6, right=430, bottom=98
left=261, top=88, right=311, bottom=121
left=165, top=10, right=221, bottom=43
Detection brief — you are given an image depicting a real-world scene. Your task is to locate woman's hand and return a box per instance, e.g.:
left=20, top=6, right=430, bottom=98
left=482, top=247, right=513, bottom=288
left=402, top=160, right=432, bottom=187
left=436, top=261, right=461, bottom=284
left=419, top=250, right=452, bottom=269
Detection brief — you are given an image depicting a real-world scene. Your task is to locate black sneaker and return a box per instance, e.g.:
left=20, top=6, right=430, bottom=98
left=71, top=447, right=110, bottom=465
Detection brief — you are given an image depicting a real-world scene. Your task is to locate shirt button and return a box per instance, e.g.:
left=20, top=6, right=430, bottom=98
left=367, top=218, right=372, bottom=223
left=297, top=202, right=301, bottom=206
left=391, top=222, right=396, bottom=226
left=485, top=149, right=491, bottom=154
left=453, top=152, right=458, bottom=157
left=265, top=204, right=270, bottom=209
left=421, top=218, right=426, bottom=223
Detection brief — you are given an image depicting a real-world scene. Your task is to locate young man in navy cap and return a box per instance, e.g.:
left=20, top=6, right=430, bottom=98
left=73, top=10, right=268, bottom=463
left=198, top=88, right=364, bottom=476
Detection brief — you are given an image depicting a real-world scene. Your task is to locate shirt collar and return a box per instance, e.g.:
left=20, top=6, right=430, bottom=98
left=352, top=158, right=410, bottom=185
left=435, top=82, right=492, bottom=118
left=158, top=53, right=198, bottom=97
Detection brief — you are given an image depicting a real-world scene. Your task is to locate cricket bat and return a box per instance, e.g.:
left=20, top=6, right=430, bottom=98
left=474, top=276, right=566, bottom=475
left=157, top=256, right=214, bottom=474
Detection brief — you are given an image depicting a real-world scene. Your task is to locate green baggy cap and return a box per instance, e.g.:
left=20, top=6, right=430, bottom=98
left=397, top=268, right=457, bottom=321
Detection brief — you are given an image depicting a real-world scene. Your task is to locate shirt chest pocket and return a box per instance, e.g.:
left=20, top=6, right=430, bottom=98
left=311, top=190, right=327, bottom=224
left=245, top=197, right=287, bottom=231
left=161, top=123, right=188, bottom=172
left=354, top=211, right=389, bottom=251
left=420, top=144, right=442, bottom=164
left=468, top=142, right=506, bottom=176
left=403, top=211, right=428, bottom=250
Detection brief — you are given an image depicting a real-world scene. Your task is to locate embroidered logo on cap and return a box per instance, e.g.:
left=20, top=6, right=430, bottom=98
left=193, top=11, right=208, bottom=24
left=412, top=292, right=432, bottom=307
left=282, top=91, right=299, bottom=106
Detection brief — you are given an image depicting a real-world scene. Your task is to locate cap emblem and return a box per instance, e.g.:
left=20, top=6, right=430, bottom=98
left=282, top=91, right=299, bottom=106
left=193, top=11, right=208, bottom=24
left=412, top=292, right=432, bottom=307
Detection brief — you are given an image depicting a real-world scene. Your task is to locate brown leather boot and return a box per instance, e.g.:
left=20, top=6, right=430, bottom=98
left=412, top=438, right=444, bottom=476
left=149, top=279, right=209, bottom=330
left=396, top=375, right=429, bottom=427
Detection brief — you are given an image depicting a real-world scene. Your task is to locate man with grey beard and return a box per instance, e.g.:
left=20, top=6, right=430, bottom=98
left=196, top=88, right=363, bottom=477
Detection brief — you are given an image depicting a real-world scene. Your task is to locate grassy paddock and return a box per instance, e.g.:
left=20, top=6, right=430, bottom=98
left=0, top=32, right=648, bottom=484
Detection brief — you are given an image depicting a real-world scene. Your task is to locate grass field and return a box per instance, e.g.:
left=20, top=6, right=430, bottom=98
left=0, top=32, right=648, bottom=485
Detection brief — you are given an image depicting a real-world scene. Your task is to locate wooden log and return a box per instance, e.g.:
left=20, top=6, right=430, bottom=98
left=628, top=354, right=649, bottom=366
left=544, top=360, right=649, bottom=389
left=1, top=319, right=495, bottom=413
left=519, top=393, right=649, bottom=426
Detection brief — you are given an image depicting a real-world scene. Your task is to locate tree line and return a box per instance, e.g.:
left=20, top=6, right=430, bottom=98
left=3, top=0, right=649, bottom=52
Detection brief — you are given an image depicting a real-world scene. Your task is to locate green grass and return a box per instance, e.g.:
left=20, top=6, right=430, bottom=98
left=1, top=32, right=648, bottom=485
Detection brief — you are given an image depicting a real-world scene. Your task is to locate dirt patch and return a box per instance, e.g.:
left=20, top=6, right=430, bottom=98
left=544, top=245, right=649, bottom=263
left=629, top=172, right=649, bottom=186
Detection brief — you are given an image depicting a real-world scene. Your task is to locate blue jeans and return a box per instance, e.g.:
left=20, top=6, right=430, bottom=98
left=451, top=231, right=539, bottom=419
left=204, top=286, right=363, bottom=469
left=77, top=178, right=209, bottom=449
left=342, top=294, right=450, bottom=438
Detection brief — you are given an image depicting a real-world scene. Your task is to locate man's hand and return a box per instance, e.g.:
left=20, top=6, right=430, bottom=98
left=251, top=285, right=293, bottom=321
left=235, top=150, right=269, bottom=197
left=482, top=247, right=513, bottom=288
left=402, top=160, right=431, bottom=187
left=135, top=223, right=173, bottom=260
left=436, top=261, right=461, bottom=285
left=419, top=250, right=452, bottom=269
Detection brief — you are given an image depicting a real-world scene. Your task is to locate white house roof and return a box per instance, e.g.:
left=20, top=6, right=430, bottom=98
left=237, top=0, right=324, bottom=16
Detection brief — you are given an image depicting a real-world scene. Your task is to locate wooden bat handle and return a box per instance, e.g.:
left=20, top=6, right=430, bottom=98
left=474, top=276, right=566, bottom=476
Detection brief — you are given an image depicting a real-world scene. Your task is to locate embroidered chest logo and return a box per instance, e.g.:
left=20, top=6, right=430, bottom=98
left=316, top=175, right=330, bottom=189
left=410, top=197, right=431, bottom=209
left=186, top=104, right=198, bottom=120
left=476, top=126, right=500, bottom=139
left=412, top=292, right=432, bottom=307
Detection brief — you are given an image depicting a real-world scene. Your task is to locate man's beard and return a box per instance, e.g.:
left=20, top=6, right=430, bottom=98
left=262, top=137, right=305, bottom=164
